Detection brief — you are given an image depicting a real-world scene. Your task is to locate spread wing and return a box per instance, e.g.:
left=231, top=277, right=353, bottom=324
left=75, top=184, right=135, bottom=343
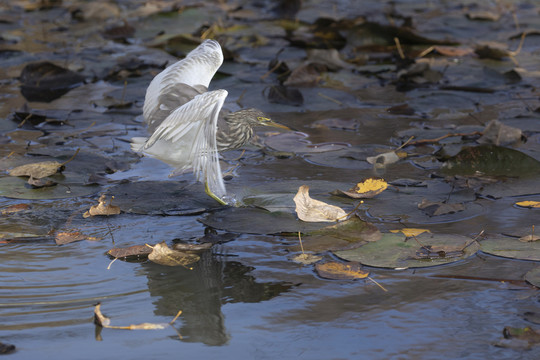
left=144, top=89, right=228, bottom=199
left=143, top=39, right=224, bottom=133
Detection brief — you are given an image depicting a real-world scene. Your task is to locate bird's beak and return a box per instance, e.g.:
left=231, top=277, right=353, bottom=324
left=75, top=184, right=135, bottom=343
left=258, top=117, right=290, bottom=130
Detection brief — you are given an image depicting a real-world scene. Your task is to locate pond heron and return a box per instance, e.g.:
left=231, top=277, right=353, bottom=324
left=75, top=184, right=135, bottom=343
left=132, top=40, right=289, bottom=205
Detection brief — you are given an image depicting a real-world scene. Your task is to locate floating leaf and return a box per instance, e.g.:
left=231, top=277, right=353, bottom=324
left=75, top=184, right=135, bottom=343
left=108, top=245, right=153, bottom=259
left=9, top=161, right=64, bottom=179
left=94, top=303, right=181, bottom=331
left=335, top=232, right=479, bottom=269
left=516, top=201, right=540, bottom=209
left=83, top=194, right=121, bottom=218
left=147, top=242, right=200, bottom=267
left=1, top=204, right=31, bottom=215
left=390, top=228, right=431, bottom=237
left=172, top=242, right=213, bottom=253
left=291, top=253, right=323, bottom=265
left=55, top=231, right=102, bottom=245
left=20, top=61, right=85, bottom=102
left=417, top=199, right=465, bottom=216
left=478, top=120, right=522, bottom=146
left=293, top=185, right=347, bottom=222
left=340, top=178, right=388, bottom=199
left=366, top=152, right=402, bottom=166
left=315, top=261, right=369, bottom=280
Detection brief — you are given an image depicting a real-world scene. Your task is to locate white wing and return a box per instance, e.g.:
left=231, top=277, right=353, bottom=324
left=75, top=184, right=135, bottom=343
left=144, top=89, right=228, bottom=199
left=143, top=39, right=223, bottom=132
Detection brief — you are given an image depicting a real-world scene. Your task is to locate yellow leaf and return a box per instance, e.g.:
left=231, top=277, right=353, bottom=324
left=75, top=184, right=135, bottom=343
left=390, top=228, right=431, bottom=237
left=293, top=185, right=347, bottom=222
left=355, top=178, right=388, bottom=194
left=516, top=201, right=540, bottom=208
left=315, top=261, right=369, bottom=280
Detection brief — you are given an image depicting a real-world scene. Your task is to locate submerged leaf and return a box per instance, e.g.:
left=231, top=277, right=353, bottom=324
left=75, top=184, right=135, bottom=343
left=291, top=253, right=323, bottom=265
left=417, top=199, right=465, bottom=216
left=293, top=185, right=347, bottom=222
left=315, top=261, right=369, bottom=280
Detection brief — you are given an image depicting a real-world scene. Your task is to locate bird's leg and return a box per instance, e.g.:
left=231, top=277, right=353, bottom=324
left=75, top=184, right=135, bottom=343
left=204, top=181, right=227, bottom=206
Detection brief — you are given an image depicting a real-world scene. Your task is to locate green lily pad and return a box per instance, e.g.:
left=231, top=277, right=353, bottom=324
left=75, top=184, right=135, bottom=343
left=0, top=175, right=99, bottom=200
left=442, top=145, right=540, bottom=177
left=480, top=236, right=540, bottom=261
left=525, top=267, right=540, bottom=288
left=334, top=232, right=480, bottom=269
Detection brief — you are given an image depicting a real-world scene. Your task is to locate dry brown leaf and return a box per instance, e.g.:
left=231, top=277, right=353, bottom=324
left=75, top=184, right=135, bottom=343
left=83, top=194, right=121, bottom=218
left=9, top=161, right=64, bottom=179
left=293, top=185, right=347, bottom=222
left=315, top=261, right=369, bottom=280
left=148, top=242, right=200, bottom=267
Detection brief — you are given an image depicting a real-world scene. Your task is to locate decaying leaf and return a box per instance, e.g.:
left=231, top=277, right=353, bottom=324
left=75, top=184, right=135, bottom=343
left=390, top=228, right=431, bottom=237
left=94, top=302, right=182, bottom=331
left=27, top=175, right=57, bottom=188
left=413, top=244, right=464, bottom=260
left=417, top=199, right=465, bottom=216
left=291, top=253, right=323, bottom=265
left=108, top=245, right=153, bottom=259
left=515, top=201, right=540, bottom=209
left=1, top=203, right=31, bottom=215
left=0, top=341, right=16, bottom=355
left=338, top=178, right=388, bottom=199
left=315, top=261, right=369, bottom=280
left=519, top=235, right=540, bottom=243
left=478, top=119, right=522, bottom=146
left=83, top=194, right=121, bottom=218
left=147, top=241, right=200, bottom=267
left=366, top=152, right=402, bottom=166
left=172, top=242, right=213, bottom=253
left=495, top=326, right=540, bottom=349
left=294, top=185, right=347, bottom=222
left=9, top=161, right=64, bottom=179
left=55, top=231, right=102, bottom=245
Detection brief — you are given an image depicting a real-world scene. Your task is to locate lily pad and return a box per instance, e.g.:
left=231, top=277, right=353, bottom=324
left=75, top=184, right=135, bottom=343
left=524, top=267, right=540, bottom=288
left=0, top=175, right=99, bottom=200
left=334, top=232, right=480, bottom=269
left=480, top=236, right=540, bottom=261
left=107, top=181, right=222, bottom=215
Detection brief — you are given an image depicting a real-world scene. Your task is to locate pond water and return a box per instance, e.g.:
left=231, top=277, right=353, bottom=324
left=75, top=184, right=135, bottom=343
left=2, top=0, right=540, bottom=359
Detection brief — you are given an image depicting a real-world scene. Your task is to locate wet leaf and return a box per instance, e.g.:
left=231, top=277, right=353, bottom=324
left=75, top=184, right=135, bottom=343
left=478, top=120, right=522, bottom=146
left=417, top=199, right=465, bottom=217
left=93, top=303, right=111, bottom=327
left=0, top=176, right=99, bottom=200
left=390, top=228, right=431, bottom=237
left=108, top=245, right=152, bottom=259
left=172, top=242, right=213, bottom=253
left=294, top=185, right=347, bottom=223
left=291, top=253, right=323, bottom=265
left=83, top=195, right=121, bottom=218
left=9, top=161, right=64, bottom=179
left=55, top=231, right=102, bottom=245
left=515, top=201, right=540, bottom=209
left=1, top=203, right=31, bottom=215
left=20, top=61, right=85, bottom=102
left=335, top=232, right=479, bottom=269
left=94, top=303, right=181, bottom=331
left=0, top=341, right=16, bottom=354
left=265, top=85, right=303, bottom=106
left=519, top=234, right=540, bottom=243
left=315, top=261, right=369, bottom=280
left=147, top=242, right=200, bottom=267
left=498, top=326, right=540, bottom=349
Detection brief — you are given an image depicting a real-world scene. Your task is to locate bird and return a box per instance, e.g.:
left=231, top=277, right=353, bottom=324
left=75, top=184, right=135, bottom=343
left=131, top=39, right=289, bottom=205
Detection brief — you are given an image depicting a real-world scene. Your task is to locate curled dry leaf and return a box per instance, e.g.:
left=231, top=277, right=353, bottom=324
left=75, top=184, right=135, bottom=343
left=315, top=261, right=369, bottom=280
left=94, top=302, right=182, bottom=331
left=148, top=241, right=200, bottom=267
left=293, top=185, right=347, bottom=222
left=83, top=194, right=121, bottom=218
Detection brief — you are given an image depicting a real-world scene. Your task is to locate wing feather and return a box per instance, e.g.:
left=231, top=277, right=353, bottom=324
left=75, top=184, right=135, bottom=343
left=143, top=39, right=223, bottom=131
left=144, top=90, right=228, bottom=198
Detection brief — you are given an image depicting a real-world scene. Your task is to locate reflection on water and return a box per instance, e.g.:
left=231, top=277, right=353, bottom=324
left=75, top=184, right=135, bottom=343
left=141, top=251, right=293, bottom=346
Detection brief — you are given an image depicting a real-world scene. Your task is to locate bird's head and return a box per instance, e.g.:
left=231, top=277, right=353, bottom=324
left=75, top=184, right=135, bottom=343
left=231, top=108, right=290, bottom=130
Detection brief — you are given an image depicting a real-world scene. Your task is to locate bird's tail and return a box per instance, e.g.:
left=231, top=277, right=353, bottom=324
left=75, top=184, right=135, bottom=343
left=130, top=137, right=148, bottom=153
